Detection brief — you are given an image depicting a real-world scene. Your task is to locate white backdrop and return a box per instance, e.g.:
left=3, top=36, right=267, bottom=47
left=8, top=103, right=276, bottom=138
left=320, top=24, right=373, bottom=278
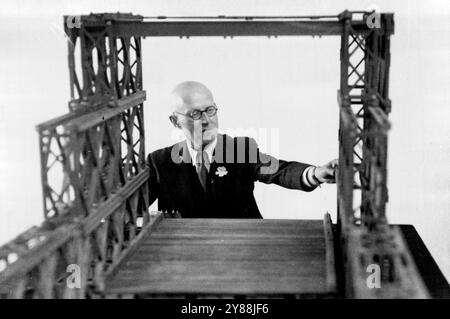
left=0, top=0, right=449, bottom=281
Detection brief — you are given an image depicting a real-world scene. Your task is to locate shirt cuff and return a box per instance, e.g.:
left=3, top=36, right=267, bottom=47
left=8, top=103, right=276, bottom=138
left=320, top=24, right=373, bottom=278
left=301, top=166, right=320, bottom=189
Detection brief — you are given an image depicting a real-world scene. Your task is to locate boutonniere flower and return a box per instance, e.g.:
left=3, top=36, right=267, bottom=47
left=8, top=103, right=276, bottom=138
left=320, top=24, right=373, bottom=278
left=215, top=166, right=228, bottom=177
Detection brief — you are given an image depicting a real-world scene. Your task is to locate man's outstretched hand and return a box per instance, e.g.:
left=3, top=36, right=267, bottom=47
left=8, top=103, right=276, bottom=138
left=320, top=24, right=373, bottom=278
left=314, top=159, right=338, bottom=184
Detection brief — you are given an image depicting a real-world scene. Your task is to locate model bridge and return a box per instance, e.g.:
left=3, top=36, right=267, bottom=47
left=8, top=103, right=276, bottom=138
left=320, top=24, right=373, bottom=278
left=0, top=11, right=448, bottom=299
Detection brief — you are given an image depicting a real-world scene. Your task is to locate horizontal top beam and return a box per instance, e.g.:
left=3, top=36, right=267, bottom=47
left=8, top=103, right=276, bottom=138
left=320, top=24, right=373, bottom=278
left=112, top=20, right=345, bottom=37
left=65, top=12, right=394, bottom=38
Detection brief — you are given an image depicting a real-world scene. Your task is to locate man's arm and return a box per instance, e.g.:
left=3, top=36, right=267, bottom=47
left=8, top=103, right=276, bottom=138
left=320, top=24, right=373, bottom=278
left=247, top=137, right=315, bottom=191
left=247, top=138, right=337, bottom=191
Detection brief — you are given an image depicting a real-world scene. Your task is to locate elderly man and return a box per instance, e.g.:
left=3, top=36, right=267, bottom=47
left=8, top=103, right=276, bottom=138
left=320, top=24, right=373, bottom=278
left=146, top=81, right=337, bottom=218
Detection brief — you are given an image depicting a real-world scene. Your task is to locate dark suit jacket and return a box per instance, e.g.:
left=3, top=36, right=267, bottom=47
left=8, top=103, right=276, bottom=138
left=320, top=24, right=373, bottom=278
left=146, top=134, right=315, bottom=218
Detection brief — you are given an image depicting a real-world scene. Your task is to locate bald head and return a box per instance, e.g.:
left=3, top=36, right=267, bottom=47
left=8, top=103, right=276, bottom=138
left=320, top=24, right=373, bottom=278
left=170, top=81, right=215, bottom=112
left=169, top=81, right=219, bottom=150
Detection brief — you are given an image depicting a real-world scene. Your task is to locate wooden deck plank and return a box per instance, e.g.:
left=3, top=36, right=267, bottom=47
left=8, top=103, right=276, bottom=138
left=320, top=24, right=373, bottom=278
left=154, top=219, right=323, bottom=234
left=107, top=276, right=329, bottom=295
left=115, top=260, right=325, bottom=276
left=105, top=218, right=335, bottom=296
left=140, top=237, right=324, bottom=246
left=155, top=219, right=324, bottom=227
left=128, top=244, right=324, bottom=261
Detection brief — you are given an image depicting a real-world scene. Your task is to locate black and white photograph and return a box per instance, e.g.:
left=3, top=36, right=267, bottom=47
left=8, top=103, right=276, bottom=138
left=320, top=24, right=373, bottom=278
left=0, top=0, right=449, bottom=304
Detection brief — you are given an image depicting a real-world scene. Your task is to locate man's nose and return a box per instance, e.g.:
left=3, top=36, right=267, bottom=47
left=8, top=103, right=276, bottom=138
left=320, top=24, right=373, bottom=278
left=201, top=112, right=209, bottom=125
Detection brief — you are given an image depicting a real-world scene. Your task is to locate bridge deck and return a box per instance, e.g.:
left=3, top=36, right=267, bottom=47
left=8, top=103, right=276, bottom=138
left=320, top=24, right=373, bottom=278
left=105, top=218, right=336, bottom=297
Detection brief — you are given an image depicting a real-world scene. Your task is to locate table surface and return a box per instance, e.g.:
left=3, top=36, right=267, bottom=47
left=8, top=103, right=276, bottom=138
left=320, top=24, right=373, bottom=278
left=105, top=218, right=336, bottom=296
left=398, top=225, right=450, bottom=299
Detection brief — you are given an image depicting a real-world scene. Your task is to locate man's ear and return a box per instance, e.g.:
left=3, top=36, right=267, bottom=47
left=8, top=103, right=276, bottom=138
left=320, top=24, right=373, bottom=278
left=169, top=115, right=181, bottom=129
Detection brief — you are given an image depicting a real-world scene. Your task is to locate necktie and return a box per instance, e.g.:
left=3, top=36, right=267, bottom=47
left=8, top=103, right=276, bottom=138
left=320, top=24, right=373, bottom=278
left=195, top=151, right=209, bottom=191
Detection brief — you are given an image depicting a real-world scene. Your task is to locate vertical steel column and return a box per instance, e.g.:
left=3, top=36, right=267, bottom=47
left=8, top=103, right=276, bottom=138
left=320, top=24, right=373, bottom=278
left=337, top=12, right=429, bottom=298
left=337, top=10, right=356, bottom=231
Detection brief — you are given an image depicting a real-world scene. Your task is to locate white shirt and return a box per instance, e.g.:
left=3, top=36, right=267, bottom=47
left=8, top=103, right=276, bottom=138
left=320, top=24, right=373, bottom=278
left=186, top=138, right=217, bottom=172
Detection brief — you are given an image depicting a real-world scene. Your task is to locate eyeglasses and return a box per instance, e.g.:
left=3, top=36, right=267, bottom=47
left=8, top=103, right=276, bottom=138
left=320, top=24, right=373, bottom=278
left=174, top=105, right=218, bottom=120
